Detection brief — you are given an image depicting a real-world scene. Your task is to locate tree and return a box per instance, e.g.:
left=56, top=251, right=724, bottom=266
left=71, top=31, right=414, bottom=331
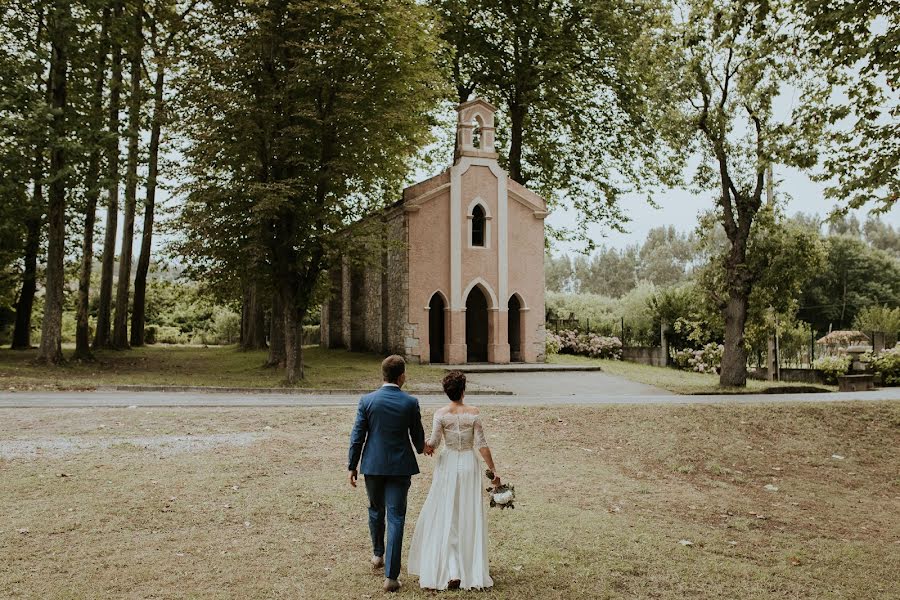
left=798, top=235, right=900, bottom=333
left=93, top=0, right=124, bottom=350
left=649, top=0, right=809, bottom=386
left=797, top=0, right=899, bottom=213
left=2, top=2, right=50, bottom=350
left=636, top=226, right=697, bottom=288
left=853, top=305, right=900, bottom=336
left=863, top=217, right=900, bottom=258
left=36, top=0, right=72, bottom=364
left=73, top=3, right=110, bottom=361
left=131, top=0, right=197, bottom=347
left=176, top=0, right=442, bottom=382
left=544, top=252, right=575, bottom=293
left=111, top=0, right=143, bottom=349
left=432, top=0, right=665, bottom=247
left=698, top=206, right=825, bottom=357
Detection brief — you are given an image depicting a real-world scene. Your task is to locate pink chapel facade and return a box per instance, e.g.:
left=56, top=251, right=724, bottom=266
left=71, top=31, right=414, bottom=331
left=320, top=99, right=548, bottom=364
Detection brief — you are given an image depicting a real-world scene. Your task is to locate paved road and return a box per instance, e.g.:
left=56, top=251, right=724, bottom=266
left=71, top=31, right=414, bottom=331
left=1, top=369, right=898, bottom=408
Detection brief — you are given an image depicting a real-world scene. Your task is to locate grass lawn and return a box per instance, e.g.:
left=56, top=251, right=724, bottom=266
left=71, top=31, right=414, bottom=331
left=0, top=345, right=448, bottom=392
left=1, top=402, right=897, bottom=599
left=549, top=354, right=835, bottom=394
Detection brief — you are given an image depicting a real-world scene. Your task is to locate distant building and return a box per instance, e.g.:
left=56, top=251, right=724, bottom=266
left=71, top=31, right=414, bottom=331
left=320, top=99, right=547, bottom=363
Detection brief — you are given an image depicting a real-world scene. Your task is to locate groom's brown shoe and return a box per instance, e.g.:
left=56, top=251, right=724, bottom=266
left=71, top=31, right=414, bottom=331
left=371, top=555, right=384, bottom=570
left=383, top=578, right=401, bottom=592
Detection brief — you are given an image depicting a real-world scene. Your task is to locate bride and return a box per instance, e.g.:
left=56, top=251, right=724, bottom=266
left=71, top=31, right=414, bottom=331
left=408, top=370, right=500, bottom=590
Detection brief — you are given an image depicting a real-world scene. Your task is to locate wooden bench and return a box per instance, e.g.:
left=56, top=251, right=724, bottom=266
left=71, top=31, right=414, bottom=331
left=837, top=374, right=875, bottom=392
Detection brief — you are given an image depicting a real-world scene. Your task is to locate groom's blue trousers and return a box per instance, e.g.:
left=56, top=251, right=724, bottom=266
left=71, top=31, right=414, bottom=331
left=364, top=475, right=411, bottom=580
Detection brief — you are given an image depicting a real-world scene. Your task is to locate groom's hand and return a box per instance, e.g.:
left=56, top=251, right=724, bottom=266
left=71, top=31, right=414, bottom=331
left=348, top=469, right=358, bottom=488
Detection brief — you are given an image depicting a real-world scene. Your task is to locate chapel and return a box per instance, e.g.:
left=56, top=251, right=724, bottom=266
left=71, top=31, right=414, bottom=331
left=320, top=99, right=547, bottom=364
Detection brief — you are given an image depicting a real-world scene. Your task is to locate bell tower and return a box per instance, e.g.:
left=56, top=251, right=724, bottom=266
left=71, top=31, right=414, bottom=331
left=454, top=98, right=499, bottom=162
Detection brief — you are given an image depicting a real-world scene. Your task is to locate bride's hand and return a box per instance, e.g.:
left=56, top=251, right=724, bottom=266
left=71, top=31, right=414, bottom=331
left=423, top=443, right=434, bottom=456
left=491, top=474, right=501, bottom=486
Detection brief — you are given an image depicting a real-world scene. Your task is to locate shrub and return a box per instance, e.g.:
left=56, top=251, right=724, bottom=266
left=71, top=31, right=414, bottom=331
left=870, top=346, right=900, bottom=386
left=155, top=326, right=190, bottom=344
left=302, top=325, right=320, bottom=346
left=547, top=329, right=621, bottom=359
left=145, top=326, right=157, bottom=345
left=853, top=305, right=900, bottom=335
left=545, top=332, right=562, bottom=355
left=671, top=343, right=723, bottom=374
left=813, top=354, right=851, bottom=384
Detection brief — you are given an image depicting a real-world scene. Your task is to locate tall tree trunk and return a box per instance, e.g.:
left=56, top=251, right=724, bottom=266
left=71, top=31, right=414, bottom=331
left=719, top=234, right=752, bottom=387
left=94, top=0, right=123, bottom=350
left=12, top=203, right=41, bottom=350
left=282, top=285, right=302, bottom=384
left=12, top=11, right=46, bottom=350
left=112, top=0, right=142, bottom=349
left=266, top=291, right=285, bottom=367
left=74, top=7, right=111, bottom=361
left=130, top=61, right=163, bottom=347
left=37, top=0, right=70, bottom=365
left=507, top=102, right=526, bottom=184
left=241, top=280, right=267, bottom=350
left=720, top=293, right=749, bottom=386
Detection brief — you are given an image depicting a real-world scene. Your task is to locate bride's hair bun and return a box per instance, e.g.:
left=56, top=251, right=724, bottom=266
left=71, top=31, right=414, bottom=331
left=441, top=370, right=466, bottom=402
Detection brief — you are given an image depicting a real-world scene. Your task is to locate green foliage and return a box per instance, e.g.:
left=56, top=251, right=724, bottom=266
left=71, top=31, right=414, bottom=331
left=812, top=355, right=851, bottom=384
left=545, top=333, right=561, bottom=356
left=546, top=282, right=658, bottom=345
left=544, top=253, right=576, bottom=293
left=796, top=0, right=899, bottom=213
left=432, top=0, right=667, bottom=247
left=798, top=236, right=900, bottom=333
left=650, top=282, right=722, bottom=350
left=870, top=347, right=900, bottom=386
left=853, top=306, right=900, bottom=335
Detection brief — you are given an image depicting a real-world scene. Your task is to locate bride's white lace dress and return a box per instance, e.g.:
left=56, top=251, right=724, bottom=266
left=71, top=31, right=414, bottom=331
left=408, top=410, right=493, bottom=590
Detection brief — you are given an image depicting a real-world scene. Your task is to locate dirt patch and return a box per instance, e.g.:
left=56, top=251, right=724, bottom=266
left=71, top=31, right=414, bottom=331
left=0, top=432, right=261, bottom=459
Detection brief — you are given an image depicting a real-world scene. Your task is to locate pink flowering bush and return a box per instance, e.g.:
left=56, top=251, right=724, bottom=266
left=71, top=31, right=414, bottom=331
left=545, top=329, right=622, bottom=360
left=671, top=343, right=724, bottom=374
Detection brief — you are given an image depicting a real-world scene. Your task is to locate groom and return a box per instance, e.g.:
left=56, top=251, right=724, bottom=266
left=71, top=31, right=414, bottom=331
left=348, top=354, right=425, bottom=592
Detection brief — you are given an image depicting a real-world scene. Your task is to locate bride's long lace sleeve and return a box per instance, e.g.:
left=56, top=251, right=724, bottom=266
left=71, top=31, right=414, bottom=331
left=473, top=416, right=488, bottom=450
left=427, top=412, right=443, bottom=448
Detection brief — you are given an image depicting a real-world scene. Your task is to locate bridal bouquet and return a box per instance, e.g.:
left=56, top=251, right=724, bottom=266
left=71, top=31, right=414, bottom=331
left=485, top=469, right=516, bottom=510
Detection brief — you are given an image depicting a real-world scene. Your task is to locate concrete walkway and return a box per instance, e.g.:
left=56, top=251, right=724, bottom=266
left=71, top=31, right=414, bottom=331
left=1, top=371, right=898, bottom=409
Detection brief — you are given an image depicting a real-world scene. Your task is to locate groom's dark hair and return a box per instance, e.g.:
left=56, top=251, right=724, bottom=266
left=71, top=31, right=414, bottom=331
left=442, top=370, right=466, bottom=402
left=382, top=354, right=406, bottom=383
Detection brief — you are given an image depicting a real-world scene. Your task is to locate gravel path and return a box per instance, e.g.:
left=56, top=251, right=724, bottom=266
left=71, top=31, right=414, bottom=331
left=1, top=370, right=898, bottom=409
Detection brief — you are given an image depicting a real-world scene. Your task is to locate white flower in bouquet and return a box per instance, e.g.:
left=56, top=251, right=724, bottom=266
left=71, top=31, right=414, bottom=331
left=492, top=489, right=514, bottom=505
left=485, top=469, right=516, bottom=510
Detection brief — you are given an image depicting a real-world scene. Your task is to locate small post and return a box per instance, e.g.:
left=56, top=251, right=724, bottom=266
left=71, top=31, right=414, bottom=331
left=660, top=321, right=669, bottom=367
left=621, top=317, right=625, bottom=345
left=586, top=318, right=590, bottom=334
left=810, top=330, right=815, bottom=365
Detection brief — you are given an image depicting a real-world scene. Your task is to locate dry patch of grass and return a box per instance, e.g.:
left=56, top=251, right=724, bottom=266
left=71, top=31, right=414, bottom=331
left=549, top=354, right=835, bottom=394
left=0, top=345, right=447, bottom=392
left=2, top=402, right=898, bottom=599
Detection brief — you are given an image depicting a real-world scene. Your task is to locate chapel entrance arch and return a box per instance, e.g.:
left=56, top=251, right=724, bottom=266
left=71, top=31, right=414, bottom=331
left=508, top=294, right=523, bottom=361
left=465, top=286, right=489, bottom=363
left=428, top=292, right=446, bottom=364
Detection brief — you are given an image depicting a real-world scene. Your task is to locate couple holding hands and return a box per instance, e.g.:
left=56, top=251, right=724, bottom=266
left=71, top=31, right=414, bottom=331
left=348, top=355, right=501, bottom=592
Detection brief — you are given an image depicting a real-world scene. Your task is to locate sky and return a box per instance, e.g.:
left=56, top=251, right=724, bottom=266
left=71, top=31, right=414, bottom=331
left=546, top=165, right=900, bottom=255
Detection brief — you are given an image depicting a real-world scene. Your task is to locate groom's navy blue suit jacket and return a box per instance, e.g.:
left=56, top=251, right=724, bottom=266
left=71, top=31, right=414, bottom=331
left=348, top=384, right=426, bottom=477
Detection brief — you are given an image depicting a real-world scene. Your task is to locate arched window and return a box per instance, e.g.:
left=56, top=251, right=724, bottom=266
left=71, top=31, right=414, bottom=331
left=472, top=117, right=482, bottom=149
left=471, top=204, right=485, bottom=247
